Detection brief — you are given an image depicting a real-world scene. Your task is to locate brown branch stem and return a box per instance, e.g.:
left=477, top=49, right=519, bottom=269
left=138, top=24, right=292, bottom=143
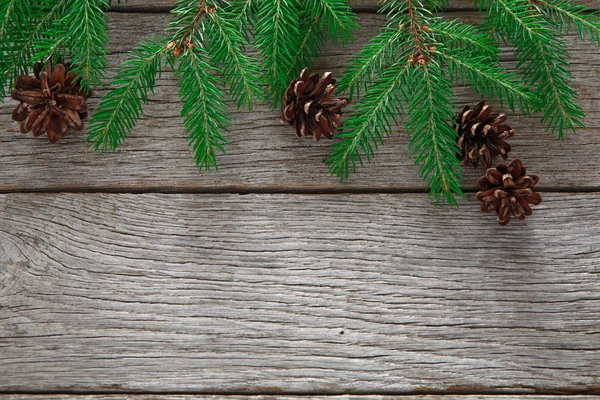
left=406, top=0, right=425, bottom=54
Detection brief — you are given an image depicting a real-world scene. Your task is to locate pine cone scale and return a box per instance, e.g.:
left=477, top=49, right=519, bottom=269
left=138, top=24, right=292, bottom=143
left=281, top=67, right=348, bottom=141
left=11, top=90, right=45, bottom=104
left=12, top=103, right=29, bottom=122
left=455, top=100, right=514, bottom=169
left=476, top=158, right=542, bottom=225
left=16, top=75, right=41, bottom=90
left=49, top=64, right=66, bottom=88
left=11, top=62, right=88, bottom=143
left=55, top=93, right=88, bottom=112
left=65, top=109, right=84, bottom=131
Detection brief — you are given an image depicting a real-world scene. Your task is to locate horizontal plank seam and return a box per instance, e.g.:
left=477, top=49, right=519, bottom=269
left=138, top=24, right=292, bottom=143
left=106, top=7, right=381, bottom=13
left=2, top=389, right=600, bottom=396
left=0, top=186, right=599, bottom=195
left=106, top=6, right=600, bottom=14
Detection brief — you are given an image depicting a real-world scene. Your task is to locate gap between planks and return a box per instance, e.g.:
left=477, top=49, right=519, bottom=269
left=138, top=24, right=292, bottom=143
left=108, top=0, right=600, bottom=12
left=1, top=395, right=600, bottom=399
left=1, top=186, right=600, bottom=196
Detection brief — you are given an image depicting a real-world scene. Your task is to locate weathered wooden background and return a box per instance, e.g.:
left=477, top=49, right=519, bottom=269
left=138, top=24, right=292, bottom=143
left=0, top=1, right=599, bottom=399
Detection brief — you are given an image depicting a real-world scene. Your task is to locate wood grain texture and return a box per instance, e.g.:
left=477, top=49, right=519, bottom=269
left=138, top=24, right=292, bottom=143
left=109, top=0, right=600, bottom=12
left=1, top=12, right=599, bottom=193
left=1, top=397, right=599, bottom=400
left=1, top=193, right=599, bottom=394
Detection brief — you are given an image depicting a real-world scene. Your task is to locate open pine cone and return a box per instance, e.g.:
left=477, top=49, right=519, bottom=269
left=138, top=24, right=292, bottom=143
left=281, top=68, right=348, bottom=141
left=476, top=158, right=542, bottom=226
left=455, top=101, right=514, bottom=169
left=11, top=63, right=88, bottom=143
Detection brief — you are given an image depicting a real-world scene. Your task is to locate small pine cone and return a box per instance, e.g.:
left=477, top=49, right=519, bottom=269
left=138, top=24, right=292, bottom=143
left=11, top=62, right=88, bottom=144
left=476, top=158, right=542, bottom=226
left=455, top=100, right=514, bottom=169
left=281, top=68, right=348, bottom=141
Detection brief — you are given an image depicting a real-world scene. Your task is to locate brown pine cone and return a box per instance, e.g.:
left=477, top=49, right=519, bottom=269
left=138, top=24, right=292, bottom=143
left=11, top=63, right=88, bottom=143
left=455, top=100, right=514, bottom=169
left=476, top=158, right=542, bottom=226
left=281, top=68, right=348, bottom=141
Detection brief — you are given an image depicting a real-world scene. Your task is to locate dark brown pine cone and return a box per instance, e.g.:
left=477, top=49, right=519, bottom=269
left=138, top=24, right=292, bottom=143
left=281, top=67, right=348, bottom=141
left=455, top=100, right=514, bottom=169
left=11, top=63, right=88, bottom=143
left=476, top=158, right=542, bottom=226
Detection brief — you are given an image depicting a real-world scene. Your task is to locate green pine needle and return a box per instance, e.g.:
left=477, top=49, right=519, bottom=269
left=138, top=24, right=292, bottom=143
left=226, top=0, right=258, bottom=39
left=87, top=37, right=167, bottom=152
left=428, top=18, right=498, bottom=60
left=176, top=46, right=229, bottom=171
left=302, top=0, right=359, bottom=45
left=3, top=0, right=64, bottom=90
left=291, top=15, right=326, bottom=75
left=438, top=48, right=533, bottom=112
left=536, top=0, right=600, bottom=43
left=337, top=26, right=408, bottom=100
left=404, top=64, right=464, bottom=206
left=485, top=0, right=585, bottom=138
left=60, top=0, right=110, bottom=93
left=327, top=60, right=410, bottom=179
left=255, top=0, right=301, bottom=105
left=205, top=8, right=263, bottom=110
left=0, top=0, right=31, bottom=98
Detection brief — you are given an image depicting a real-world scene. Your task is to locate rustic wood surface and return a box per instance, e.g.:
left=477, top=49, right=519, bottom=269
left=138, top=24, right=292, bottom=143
left=1, top=193, right=599, bottom=394
left=1, top=397, right=599, bottom=400
left=1, top=2, right=599, bottom=398
left=1, top=13, right=600, bottom=192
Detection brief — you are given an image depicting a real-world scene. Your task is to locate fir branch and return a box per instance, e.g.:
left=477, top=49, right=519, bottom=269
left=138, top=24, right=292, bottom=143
left=486, top=0, right=585, bottom=137
left=168, top=0, right=208, bottom=43
left=337, top=26, right=408, bottom=99
left=87, top=37, right=167, bottom=152
left=0, top=0, right=59, bottom=93
left=205, top=8, right=262, bottom=110
left=436, top=48, right=532, bottom=112
left=428, top=18, right=498, bottom=60
left=176, top=46, right=229, bottom=171
left=535, top=0, right=600, bottom=44
left=225, top=0, right=257, bottom=37
left=32, top=0, right=110, bottom=93
left=404, top=64, right=463, bottom=205
left=255, top=0, right=301, bottom=105
left=8, top=0, right=66, bottom=86
left=327, top=61, right=410, bottom=179
left=57, top=0, right=110, bottom=93
left=291, top=15, right=326, bottom=73
left=302, top=0, right=358, bottom=45
left=0, top=0, right=31, bottom=97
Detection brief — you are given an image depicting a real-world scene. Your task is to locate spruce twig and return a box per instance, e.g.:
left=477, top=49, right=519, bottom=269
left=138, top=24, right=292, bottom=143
left=87, top=37, right=167, bottom=152
left=87, top=0, right=356, bottom=169
left=483, top=0, right=585, bottom=138
left=329, top=0, right=597, bottom=204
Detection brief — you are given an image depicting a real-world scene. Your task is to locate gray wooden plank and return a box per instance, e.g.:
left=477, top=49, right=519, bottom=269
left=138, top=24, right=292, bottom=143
left=1, top=192, right=599, bottom=393
left=1, top=13, right=600, bottom=192
left=1, top=396, right=599, bottom=400
left=110, top=0, right=600, bottom=12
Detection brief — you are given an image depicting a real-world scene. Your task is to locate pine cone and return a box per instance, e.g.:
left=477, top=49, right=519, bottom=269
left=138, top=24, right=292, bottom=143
left=11, top=63, right=88, bottom=143
left=281, top=68, right=348, bottom=141
left=476, top=158, right=542, bottom=226
left=455, top=100, right=514, bottom=169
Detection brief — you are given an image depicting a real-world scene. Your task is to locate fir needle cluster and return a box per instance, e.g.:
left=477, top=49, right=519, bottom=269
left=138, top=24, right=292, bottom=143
left=1, top=0, right=357, bottom=171
left=0, top=0, right=111, bottom=97
left=2, top=0, right=599, bottom=201
left=329, top=0, right=600, bottom=205
left=87, top=0, right=357, bottom=171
